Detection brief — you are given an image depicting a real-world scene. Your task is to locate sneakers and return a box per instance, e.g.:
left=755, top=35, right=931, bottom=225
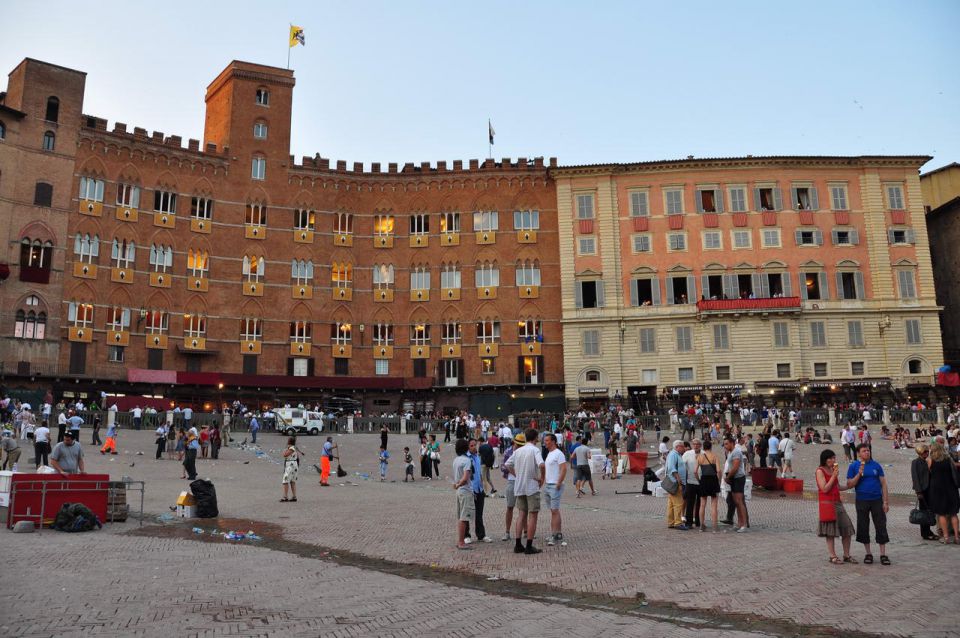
left=514, top=543, right=525, bottom=554
left=675, top=524, right=691, bottom=531
left=463, top=537, right=473, bottom=544
left=524, top=546, right=542, bottom=555
left=556, top=532, right=567, bottom=547
left=501, top=532, right=512, bottom=541
left=481, top=536, right=494, bottom=543
left=547, top=536, right=556, bottom=546
left=719, top=519, right=734, bottom=526
left=736, top=526, right=749, bottom=533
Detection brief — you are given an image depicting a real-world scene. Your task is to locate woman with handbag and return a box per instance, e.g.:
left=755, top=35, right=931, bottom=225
left=911, top=444, right=938, bottom=540
left=815, top=449, right=856, bottom=564
left=927, top=442, right=960, bottom=544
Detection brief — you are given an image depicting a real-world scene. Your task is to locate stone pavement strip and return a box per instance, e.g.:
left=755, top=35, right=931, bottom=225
left=1, top=528, right=776, bottom=638
left=5, top=428, right=955, bottom=637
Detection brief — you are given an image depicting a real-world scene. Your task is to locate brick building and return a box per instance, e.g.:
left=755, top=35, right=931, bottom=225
left=921, top=162, right=960, bottom=366
left=553, top=156, right=943, bottom=409
left=2, top=59, right=563, bottom=415
left=0, top=59, right=86, bottom=383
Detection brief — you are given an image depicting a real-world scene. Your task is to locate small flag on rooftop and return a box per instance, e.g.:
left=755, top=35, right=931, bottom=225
left=290, top=25, right=305, bottom=48
left=488, top=119, right=495, bottom=145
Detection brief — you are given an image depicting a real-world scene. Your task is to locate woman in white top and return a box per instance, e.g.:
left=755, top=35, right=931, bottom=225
left=281, top=436, right=303, bottom=502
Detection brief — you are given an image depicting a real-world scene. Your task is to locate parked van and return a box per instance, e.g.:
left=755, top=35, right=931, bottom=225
left=270, top=408, right=326, bottom=436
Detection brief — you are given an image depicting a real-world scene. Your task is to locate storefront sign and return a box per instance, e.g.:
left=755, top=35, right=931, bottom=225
left=707, top=383, right=744, bottom=391
left=578, top=387, right=609, bottom=395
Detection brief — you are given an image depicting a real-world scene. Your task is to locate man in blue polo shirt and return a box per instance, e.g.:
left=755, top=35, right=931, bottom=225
left=846, top=444, right=890, bottom=565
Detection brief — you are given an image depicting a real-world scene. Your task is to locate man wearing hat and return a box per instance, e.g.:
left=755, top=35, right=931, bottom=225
left=503, top=428, right=546, bottom=554
left=49, top=430, right=85, bottom=475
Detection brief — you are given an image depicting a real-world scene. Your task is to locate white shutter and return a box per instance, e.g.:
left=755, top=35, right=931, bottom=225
left=799, top=273, right=808, bottom=300
left=819, top=272, right=829, bottom=300
left=596, top=281, right=605, bottom=307
left=809, top=187, right=819, bottom=210
left=814, top=230, right=824, bottom=246
left=630, top=279, right=638, bottom=307
left=666, top=277, right=675, bottom=305
left=714, top=189, right=724, bottom=213
left=751, top=273, right=762, bottom=297
left=695, top=190, right=704, bottom=213
left=795, top=230, right=804, bottom=246
left=836, top=272, right=845, bottom=299
left=701, top=274, right=710, bottom=299
left=575, top=282, right=583, bottom=309
left=854, top=272, right=865, bottom=299
left=782, top=274, right=792, bottom=297
left=651, top=279, right=661, bottom=306
left=850, top=230, right=860, bottom=245
left=687, top=275, right=697, bottom=301
left=773, top=187, right=783, bottom=211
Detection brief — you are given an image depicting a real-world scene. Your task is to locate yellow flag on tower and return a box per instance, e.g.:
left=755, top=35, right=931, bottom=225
left=289, top=25, right=305, bottom=48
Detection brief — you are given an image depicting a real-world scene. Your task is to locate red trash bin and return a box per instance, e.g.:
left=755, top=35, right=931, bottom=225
left=751, top=467, right=778, bottom=489
left=626, top=452, right=648, bottom=474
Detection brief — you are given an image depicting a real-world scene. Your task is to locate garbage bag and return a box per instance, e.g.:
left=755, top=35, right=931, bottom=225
left=51, top=502, right=102, bottom=532
left=190, top=479, right=219, bottom=518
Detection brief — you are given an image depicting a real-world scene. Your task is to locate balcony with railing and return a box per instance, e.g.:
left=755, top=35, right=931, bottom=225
left=696, top=296, right=802, bottom=315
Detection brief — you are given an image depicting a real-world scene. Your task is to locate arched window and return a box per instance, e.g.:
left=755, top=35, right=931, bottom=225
left=149, top=244, right=174, bottom=272
left=907, top=359, right=923, bottom=375
left=291, top=259, right=313, bottom=283
left=331, top=262, right=352, bottom=288
left=111, top=238, right=136, bottom=267
left=242, top=255, right=264, bottom=281
left=515, top=259, right=541, bottom=286
left=183, top=313, right=207, bottom=337
left=15, top=309, right=46, bottom=340
left=42, top=131, right=55, bottom=151
left=373, top=263, right=394, bottom=287
left=74, top=233, right=100, bottom=263
left=187, top=249, right=208, bottom=275
left=251, top=156, right=266, bottom=180
left=255, top=88, right=269, bottom=106
left=334, top=212, right=353, bottom=234
left=586, top=370, right=601, bottom=382
left=290, top=320, right=311, bottom=342
left=253, top=120, right=267, bottom=139
left=331, top=321, right=352, bottom=345
left=410, top=265, right=430, bottom=291
left=45, top=97, right=60, bottom=123
left=240, top=317, right=262, bottom=341
left=475, top=261, right=500, bottom=287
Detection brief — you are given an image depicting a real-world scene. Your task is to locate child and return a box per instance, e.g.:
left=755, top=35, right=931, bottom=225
left=403, top=446, right=414, bottom=482
left=378, top=445, right=389, bottom=481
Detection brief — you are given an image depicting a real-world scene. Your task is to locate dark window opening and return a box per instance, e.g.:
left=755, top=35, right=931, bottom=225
left=765, top=273, right=784, bottom=297
left=413, top=359, right=427, bottom=378
left=69, top=342, right=87, bottom=375
left=700, top=190, right=716, bottom=213
left=892, top=230, right=907, bottom=243
left=908, top=359, right=922, bottom=374
left=704, top=274, right=723, bottom=300
left=795, top=187, right=811, bottom=210
left=334, top=358, right=349, bottom=376
left=34, top=182, right=53, bottom=207
left=108, top=346, right=125, bottom=363
left=835, top=230, right=850, bottom=244
left=242, top=354, right=258, bottom=375
left=579, top=280, right=599, bottom=308
left=148, top=349, right=164, bottom=370
left=634, top=279, right=654, bottom=305
left=45, top=97, right=60, bottom=123
left=840, top=272, right=858, bottom=300
left=737, top=274, right=754, bottom=298
left=186, top=355, right=201, bottom=373
left=758, top=188, right=774, bottom=210
left=804, top=273, right=823, bottom=300
left=669, top=276, right=689, bottom=304
left=777, top=363, right=791, bottom=378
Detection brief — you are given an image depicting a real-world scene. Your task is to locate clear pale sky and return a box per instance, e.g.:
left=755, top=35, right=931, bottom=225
left=5, top=0, right=958, bottom=171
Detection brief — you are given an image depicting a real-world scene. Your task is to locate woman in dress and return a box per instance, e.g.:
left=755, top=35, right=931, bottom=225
left=696, top=440, right=723, bottom=530
left=281, top=436, right=303, bottom=502
left=927, top=442, right=960, bottom=543
left=815, top=449, right=857, bottom=564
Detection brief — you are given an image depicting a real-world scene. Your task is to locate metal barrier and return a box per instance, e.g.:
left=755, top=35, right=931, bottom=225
left=804, top=409, right=831, bottom=425
left=890, top=409, right=938, bottom=424
left=8, top=477, right=145, bottom=532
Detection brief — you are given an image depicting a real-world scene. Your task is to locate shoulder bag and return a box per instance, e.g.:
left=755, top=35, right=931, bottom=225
left=909, top=502, right=936, bottom=527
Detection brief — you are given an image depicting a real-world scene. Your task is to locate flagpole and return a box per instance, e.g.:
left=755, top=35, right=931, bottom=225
left=287, top=24, right=291, bottom=69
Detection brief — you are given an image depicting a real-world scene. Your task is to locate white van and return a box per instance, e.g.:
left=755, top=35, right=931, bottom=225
left=271, top=408, right=326, bottom=436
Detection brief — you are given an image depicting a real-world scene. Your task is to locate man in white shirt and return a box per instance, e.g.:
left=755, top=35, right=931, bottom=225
left=503, top=428, right=545, bottom=555
left=542, top=433, right=568, bottom=547
left=34, top=421, right=51, bottom=468
left=841, top=425, right=856, bottom=461
left=778, top=433, right=797, bottom=478
left=132, top=406, right=143, bottom=430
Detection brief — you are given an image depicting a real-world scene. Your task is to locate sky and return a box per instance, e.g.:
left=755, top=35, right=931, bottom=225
left=4, top=0, right=959, bottom=171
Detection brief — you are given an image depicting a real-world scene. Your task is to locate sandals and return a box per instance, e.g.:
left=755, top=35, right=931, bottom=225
left=280, top=497, right=290, bottom=502
left=829, top=557, right=843, bottom=565
left=880, top=555, right=891, bottom=565
left=843, top=556, right=858, bottom=564
left=863, top=554, right=874, bottom=564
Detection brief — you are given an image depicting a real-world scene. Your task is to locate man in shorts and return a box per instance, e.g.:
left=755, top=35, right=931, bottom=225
left=573, top=438, right=596, bottom=496
left=503, top=428, right=545, bottom=555
left=500, top=433, right=523, bottom=541
left=451, top=438, right=475, bottom=550
left=722, top=435, right=749, bottom=532
left=542, top=433, right=568, bottom=546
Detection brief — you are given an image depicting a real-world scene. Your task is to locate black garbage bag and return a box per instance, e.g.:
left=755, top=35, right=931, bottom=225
left=51, top=502, right=103, bottom=532
left=190, top=479, right=219, bottom=518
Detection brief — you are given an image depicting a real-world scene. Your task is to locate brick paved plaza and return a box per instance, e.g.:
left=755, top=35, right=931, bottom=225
left=1, top=426, right=955, bottom=637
